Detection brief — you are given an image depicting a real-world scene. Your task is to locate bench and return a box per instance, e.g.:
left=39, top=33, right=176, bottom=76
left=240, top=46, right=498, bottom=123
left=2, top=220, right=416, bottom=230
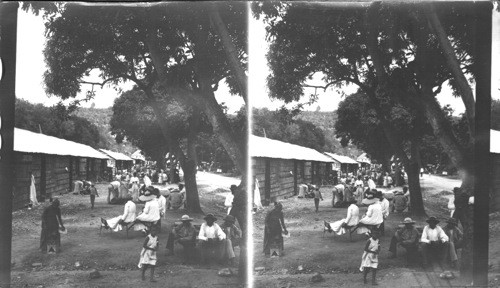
left=99, top=218, right=157, bottom=238
left=323, top=221, right=358, bottom=241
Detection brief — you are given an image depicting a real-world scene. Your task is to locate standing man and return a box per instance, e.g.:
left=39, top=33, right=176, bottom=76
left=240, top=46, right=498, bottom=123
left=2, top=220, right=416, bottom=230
left=225, top=185, right=237, bottom=215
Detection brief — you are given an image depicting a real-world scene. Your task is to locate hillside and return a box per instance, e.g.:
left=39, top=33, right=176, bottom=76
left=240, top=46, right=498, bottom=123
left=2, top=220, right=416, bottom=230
left=295, top=111, right=364, bottom=158
left=73, top=107, right=137, bottom=155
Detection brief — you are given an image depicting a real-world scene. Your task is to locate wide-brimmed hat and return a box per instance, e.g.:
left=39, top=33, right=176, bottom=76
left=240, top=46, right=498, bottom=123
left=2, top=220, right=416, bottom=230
left=426, top=216, right=440, bottom=224
left=402, top=217, right=415, bottom=224
left=224, top=215, right=236, bottom=223
left=204, top=214, right=217, bottom=221
left=361, top=198, right=379, bottom=206
left=395, top=191, right=404, bottom=196
left=446, top=218, right=458, bottom=226
left=180, top=215, right=194, bottom=222
left=139, top=186, right=156, bottom=202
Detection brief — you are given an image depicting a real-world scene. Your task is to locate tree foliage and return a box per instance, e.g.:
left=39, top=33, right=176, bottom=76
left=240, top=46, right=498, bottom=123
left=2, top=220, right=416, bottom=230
left=15, top=99, right=101, bottom=148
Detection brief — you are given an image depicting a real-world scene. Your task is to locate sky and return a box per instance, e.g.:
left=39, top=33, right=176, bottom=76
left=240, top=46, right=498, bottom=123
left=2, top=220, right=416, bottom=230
left=16, top=5, right=500, bottom=116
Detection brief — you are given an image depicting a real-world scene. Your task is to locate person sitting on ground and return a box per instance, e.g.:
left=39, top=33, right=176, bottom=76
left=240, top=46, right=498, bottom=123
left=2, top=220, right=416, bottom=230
left=220, top=215, right=242, bottom=265
left=225, top=185, right=237, bottom=215
left=420, top=216, right=449, bottom=266
left=166, top=184, right=185, bottom=210
left=40, top=199, right=65, bottom=253
left=313, top=186, right=324, bottom=212
left=392, top=190, right=408, bottom=213
left=357, top=192, right=383, bottom=234
left=388, top=217, right=419, bottom=260
left=165, top=215, right=197, bottom=259
left=443, top=218, right=463, bottom=268
left=107, top=180, right=121, bottom=204
left=138, top=227, right=159, bottom=282
left=263, top=202, right=288, bottom=256
left=134, top=186, right=161, bottom=233
left=325, top=200, right=359, bottom=235
left=102, top=198, right=137, bottom=232
left=198, top=214, right=226, bottom=263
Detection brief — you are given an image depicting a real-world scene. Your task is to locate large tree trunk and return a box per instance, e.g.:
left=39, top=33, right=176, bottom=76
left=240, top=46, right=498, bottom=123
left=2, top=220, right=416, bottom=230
left=457, top=173, right=475, bottom=281
left=407, top=141, right=426, bottom=216
left=229, top=179, right=249, bottom=284
left=183, top=128, right=202, bottom=212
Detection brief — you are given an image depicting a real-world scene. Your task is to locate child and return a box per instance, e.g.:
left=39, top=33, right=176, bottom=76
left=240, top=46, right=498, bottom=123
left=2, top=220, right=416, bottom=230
left=138, top=228, right=159, bottom=282
left=313, top=186, right=323, bottom=212
left=89, top=182, right=99, bottom=209
left=360, top=230, right=380, bottom=285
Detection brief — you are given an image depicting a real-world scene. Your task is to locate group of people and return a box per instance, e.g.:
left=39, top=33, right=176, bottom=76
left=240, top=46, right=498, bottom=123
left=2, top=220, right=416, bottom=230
left=139, top=213, right=241, bottom=282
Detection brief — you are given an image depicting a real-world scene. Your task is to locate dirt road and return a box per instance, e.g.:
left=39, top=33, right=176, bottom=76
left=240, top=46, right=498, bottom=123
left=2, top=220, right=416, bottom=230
left=10, top=172, right=243, bottom=288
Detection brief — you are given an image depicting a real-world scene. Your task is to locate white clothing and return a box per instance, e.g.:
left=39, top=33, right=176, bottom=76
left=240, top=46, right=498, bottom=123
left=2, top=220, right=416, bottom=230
left=225, top=193, right=234, bottom=215
left=380, top=198, right=390, bottom=218
left=130, top=176, right=140, bottom=184
left=360, top=237, right=380, bottom=271
left=354, top=180, right=363, bottom=187
left=157, top=195, right=167, bottom=218
left=367, top=179, right=376, bottom=190
left=30, top=174, right=39, bottom=206
left=420, top=225, right=449, bottom=243
left=447, top=196, right=455, bottom=217
left=329, top=204, right=360, bottom=235
left=143, top=176, right=152, bottom=187
left=107, top=200, right=136, bottom=231
left=136, top=199, right=161, bottom=222
left=138, top=234, right=158, bottom=268
left=254, top=178, right=263, bottom=210
left=359, top=202, right=383, bottom=226
left=198, top=223, right=226, bottom=241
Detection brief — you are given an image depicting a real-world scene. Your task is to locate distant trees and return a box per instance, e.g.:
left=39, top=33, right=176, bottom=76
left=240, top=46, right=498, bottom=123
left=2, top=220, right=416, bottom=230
left=252, top=108, right=326, bottom=151
left=15, top=99, right=101, bottom=148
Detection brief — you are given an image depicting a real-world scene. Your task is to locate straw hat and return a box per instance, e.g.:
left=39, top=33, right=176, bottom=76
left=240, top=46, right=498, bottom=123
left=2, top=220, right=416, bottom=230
left=180, top=215, right=194, bottom=222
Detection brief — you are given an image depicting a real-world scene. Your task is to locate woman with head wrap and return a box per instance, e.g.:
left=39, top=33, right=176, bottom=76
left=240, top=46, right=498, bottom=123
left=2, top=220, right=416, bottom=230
left=263, top=202, right=288, bottom=256
left=40, top=199, right=65, bottom=253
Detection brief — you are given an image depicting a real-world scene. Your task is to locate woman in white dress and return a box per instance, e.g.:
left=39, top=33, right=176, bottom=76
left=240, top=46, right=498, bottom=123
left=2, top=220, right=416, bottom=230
left=130, top=173, right=140, bottom=202
left=360, top=231, right=380, bottom=285
left=134, top=187, right=161, bottom=232
left=327, top=200, right=359, bottom=235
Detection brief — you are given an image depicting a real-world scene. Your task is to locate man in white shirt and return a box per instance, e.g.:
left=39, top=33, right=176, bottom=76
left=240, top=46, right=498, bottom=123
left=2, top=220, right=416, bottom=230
left=103, top=199, right=137, bottom=232
left=377, top=191, right=390, bottom=235
left=155, top=188, right=167, bottom=221
left=420, top=216, right=449, bottom=266
left=198, top=214, right=226, bottom=263
left=224, top=185, right=236, bottom=215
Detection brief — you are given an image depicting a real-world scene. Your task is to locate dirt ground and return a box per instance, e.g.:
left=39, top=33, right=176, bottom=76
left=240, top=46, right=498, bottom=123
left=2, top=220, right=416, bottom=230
left=10, top=172, right=243, bottom=288
left=252, top=175, right=500, bottom=288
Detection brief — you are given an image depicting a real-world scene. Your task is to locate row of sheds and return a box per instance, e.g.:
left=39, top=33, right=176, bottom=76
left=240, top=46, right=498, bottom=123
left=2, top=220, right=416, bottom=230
left=250, top=135, right=362, bottom=205
left=251, top=133, right=500, bottom=211
left=12, top=128, right=134, bottom=210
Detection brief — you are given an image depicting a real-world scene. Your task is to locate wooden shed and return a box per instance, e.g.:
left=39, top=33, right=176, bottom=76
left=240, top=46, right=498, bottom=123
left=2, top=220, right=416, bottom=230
left=250, top=135, right=335, bottom=205
left=99, top=149, right=134, bottom=174
left=13, top=128, right=109, bottom=210
left=324, top=152, right=359, bottom=175
left=491, top=129, right=500, bottom=212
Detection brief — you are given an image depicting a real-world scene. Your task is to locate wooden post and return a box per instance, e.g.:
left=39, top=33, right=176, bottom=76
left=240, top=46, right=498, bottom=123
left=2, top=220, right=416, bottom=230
left=316, top=162, right=320, bottom=184
left=85, top=157, right=90, bottom=181
left=0, top=3, right=18, bottom=285
left=265, top=159, right=271, bottom=205
left=311, top=162, right=316, bottom=184
left=301, top=161, right=305, bottom=183
left=68, top=157, right=73, bottom=192
left=293, top=160, right=298, bottom=195
left=472, top=2, right=491, bottom=285
left=40, top=154, right=47, bottom=200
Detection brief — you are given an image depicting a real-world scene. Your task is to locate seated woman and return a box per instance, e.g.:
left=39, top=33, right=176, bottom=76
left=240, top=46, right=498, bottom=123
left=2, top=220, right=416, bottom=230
left=102, top=199, right=136, bottom=231
left=134, top=187, right=161, bottom=233
left=325, top=200, right=359, bottom=235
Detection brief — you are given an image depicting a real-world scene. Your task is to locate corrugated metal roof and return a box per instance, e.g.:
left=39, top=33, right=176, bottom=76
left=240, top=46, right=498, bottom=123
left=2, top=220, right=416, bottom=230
left=14, top=128, right=109, bottom=159
left=491, top=129, right=500, bottom=154
left=357, top=152, right=371, bottom=164
left=131, top=150, right=146, bottom=161
left=250, top=135, right=334, bottom=163
left=99, top=149, right=134, bottom=161
left=324, top=152, right=359, bottom=164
